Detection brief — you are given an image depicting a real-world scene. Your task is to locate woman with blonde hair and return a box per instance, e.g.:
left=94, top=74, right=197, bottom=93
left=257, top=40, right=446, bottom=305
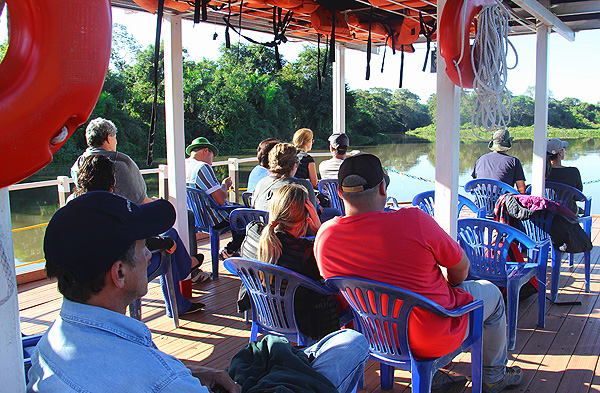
left=240, top=184, right=340, bottom=340
left=293, top=128, right=319, bottom=188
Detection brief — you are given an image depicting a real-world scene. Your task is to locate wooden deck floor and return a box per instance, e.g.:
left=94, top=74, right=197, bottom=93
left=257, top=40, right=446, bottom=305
left=18, top=215, right=600, bottom=392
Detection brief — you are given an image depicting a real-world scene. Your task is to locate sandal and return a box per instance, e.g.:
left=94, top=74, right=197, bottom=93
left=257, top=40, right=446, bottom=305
left=219, top=247, right=237, bottom=261
left=191, top=267, right=211, bottom=283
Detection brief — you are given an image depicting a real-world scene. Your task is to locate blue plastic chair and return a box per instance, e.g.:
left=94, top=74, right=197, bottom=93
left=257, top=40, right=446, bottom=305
left=229, top=208, right=269, bottom=234
left=318, top=179, right=345, bottom=215
left=527, top=181, right=593, bottom=295
left=457, top=218, right=549, bottom=350
left=23, top=333, right=43, bottom=383
left=187, top=186, right=241, bottom=279
left=242, top=191, right=253, bottom=208
left=412, top=190, right=486, bottom=218
left=465, top=179, right=519, bottom=219
left=129, top=250, right=180, bottom=328
left=326, top=276, right=483, bottom=393
left=224, top=257, right=346, bottom=346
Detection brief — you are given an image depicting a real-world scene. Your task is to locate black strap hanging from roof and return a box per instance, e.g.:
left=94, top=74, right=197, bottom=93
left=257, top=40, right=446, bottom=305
left=380, top=39, right=387, bottom=73
left=273, top=7, right=282, bottom=69
left=147, top=0, right=164, bottom=166
left=399, top=44, right=405, bottom=88
left=329, top=0, right=336, bottom=63
left=222, top=6, right=292, bottom=69
left=225, top=0, right=232, bottom=48
left=322, top=35, right=329, bottom=79
left=317, top=34, right=322, bottom=89
left=419, top=12, right=436, bottom=72
left=366, top=6, right=372, bottom=80
left=194, top=0, right=210, bottom=23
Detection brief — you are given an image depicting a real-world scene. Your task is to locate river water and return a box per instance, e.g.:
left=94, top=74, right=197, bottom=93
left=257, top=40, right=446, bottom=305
left=11, top=137, right=599, bottom=273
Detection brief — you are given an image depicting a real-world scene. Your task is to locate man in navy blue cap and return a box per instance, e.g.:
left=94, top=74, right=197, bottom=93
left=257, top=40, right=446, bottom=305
left=27, top=192, right=240, bottom=392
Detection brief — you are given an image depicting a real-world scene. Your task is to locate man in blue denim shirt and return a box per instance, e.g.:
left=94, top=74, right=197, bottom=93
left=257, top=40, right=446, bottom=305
left=27, top=191, right=368, bottom=393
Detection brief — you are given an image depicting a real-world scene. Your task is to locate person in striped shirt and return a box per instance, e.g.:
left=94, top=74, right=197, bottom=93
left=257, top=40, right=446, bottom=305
left=185, top=137, right=243, bottom=259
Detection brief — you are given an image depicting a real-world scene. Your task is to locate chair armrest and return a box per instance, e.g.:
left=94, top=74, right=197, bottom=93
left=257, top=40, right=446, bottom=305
left=439, top=299, right=484, bottom=318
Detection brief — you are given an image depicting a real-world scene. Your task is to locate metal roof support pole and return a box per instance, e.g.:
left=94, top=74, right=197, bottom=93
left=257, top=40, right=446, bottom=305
left=164, top=13, right=190, bottom=251
left=0, top=188, right=26, bottom=392
left=531, top=20, right=550, bottom=197
left=333, top=44, right=346, bottom=133
left=434, top=0, right=461, bottom=238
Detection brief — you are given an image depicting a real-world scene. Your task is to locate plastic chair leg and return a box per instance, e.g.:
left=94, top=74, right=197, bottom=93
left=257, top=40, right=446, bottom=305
left=164, top=259, right=179, bottom=328
left=471, top=336, right=483, bottom=393
left=537, top=274, right=547, bottom=329
left=550, top=249, right=563, bottom=303
left=380, top=363, right=395, bottom=390
left=209, top=227, right=220, bottom=279
left=506, top=281, right=520, bottom=351
left=410, top=361, right=434, bottom=393
left=585, top=250, right=591, bottom=293
left=250, top=320, right=259, bottom=342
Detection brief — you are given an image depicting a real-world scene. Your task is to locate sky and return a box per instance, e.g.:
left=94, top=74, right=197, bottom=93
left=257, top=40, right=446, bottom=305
left=1, top=6, right=599, bottom=104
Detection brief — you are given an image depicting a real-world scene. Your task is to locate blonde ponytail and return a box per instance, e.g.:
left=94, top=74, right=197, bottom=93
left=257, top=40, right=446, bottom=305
left=258, top=221, right=282, bottom=264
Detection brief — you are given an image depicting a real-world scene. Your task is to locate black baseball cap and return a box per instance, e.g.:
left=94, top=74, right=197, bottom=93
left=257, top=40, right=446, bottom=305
left=338, top=153, right=387, bottom=193
left=44, top=191, right=176, bottom=282
left=329, top=133, right=349, bottom=149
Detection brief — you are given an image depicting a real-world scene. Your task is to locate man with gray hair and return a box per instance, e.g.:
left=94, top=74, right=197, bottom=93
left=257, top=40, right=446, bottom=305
left=71, top=117, right=154, bottom=204
left=315, top=153, right=522, bottom=393
left=319, top=133, right=350, bottom=180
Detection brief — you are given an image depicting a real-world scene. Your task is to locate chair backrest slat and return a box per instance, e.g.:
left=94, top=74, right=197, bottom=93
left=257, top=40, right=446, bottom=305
left=318, top=179, right=345, bottom=215
left=229, top=208, right=269, bottom=233
left=465, top=179, right=519, bottom=219
left=224, top=257, right=334, bottom=345
left=457, top=218, right=535, bottom=280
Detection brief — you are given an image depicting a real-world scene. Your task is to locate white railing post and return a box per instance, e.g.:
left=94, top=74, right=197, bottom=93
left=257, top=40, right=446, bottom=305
left=0, top=188, right=26, bottom=391
left=228, top=158, right=239, bottom=203
left=57, top=176, right=71, bottom=207
left=158, top=164, right=168, bottom=200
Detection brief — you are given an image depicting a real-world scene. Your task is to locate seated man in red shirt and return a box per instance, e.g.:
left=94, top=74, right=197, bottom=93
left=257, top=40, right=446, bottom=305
left=315, top=153, right=522, bottom=393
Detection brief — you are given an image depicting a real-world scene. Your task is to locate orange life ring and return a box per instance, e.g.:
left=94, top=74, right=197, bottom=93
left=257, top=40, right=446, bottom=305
left=439, top=0, right=494, bottom=88
left=133, top=0, right=191, bottom=13
left=0, top=0, right=111, bottom=188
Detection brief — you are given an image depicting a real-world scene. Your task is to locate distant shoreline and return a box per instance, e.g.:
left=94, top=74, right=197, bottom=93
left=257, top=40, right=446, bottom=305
left=407, top=126, right=600, bottom=143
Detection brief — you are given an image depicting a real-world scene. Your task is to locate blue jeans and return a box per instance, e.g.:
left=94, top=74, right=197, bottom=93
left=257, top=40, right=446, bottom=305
left=304, top=329, right=369, bottom=393
left=147, top=228, right=193, bottom=317
left=457, top=280, right=508, bottom=384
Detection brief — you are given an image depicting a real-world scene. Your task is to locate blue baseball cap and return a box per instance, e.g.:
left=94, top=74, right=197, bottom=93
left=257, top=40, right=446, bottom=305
left=44, top=191, right=176, bottom=282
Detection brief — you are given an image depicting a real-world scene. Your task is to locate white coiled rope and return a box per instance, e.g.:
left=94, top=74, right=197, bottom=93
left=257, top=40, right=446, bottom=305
left=470, top=2, right=517, bottom=140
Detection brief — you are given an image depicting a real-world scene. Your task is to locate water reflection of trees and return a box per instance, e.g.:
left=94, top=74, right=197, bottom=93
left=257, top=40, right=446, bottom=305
left=362, top=137, right=600, bottom=176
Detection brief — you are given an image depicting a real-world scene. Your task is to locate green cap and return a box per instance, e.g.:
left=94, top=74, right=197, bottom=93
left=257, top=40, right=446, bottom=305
left=186, top=137, right=219, bottom=156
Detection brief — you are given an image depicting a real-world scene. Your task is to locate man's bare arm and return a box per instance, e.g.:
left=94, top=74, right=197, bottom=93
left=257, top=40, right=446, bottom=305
left=446, top=249, right=470, bottom=285
left=516, top=180, right=526, bottom=194
left=210, top=177, right=233, bottom=205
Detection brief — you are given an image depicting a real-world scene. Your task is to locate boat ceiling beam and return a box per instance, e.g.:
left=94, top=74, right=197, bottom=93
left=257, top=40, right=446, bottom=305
left=511, top=0, right=576, bottom=41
